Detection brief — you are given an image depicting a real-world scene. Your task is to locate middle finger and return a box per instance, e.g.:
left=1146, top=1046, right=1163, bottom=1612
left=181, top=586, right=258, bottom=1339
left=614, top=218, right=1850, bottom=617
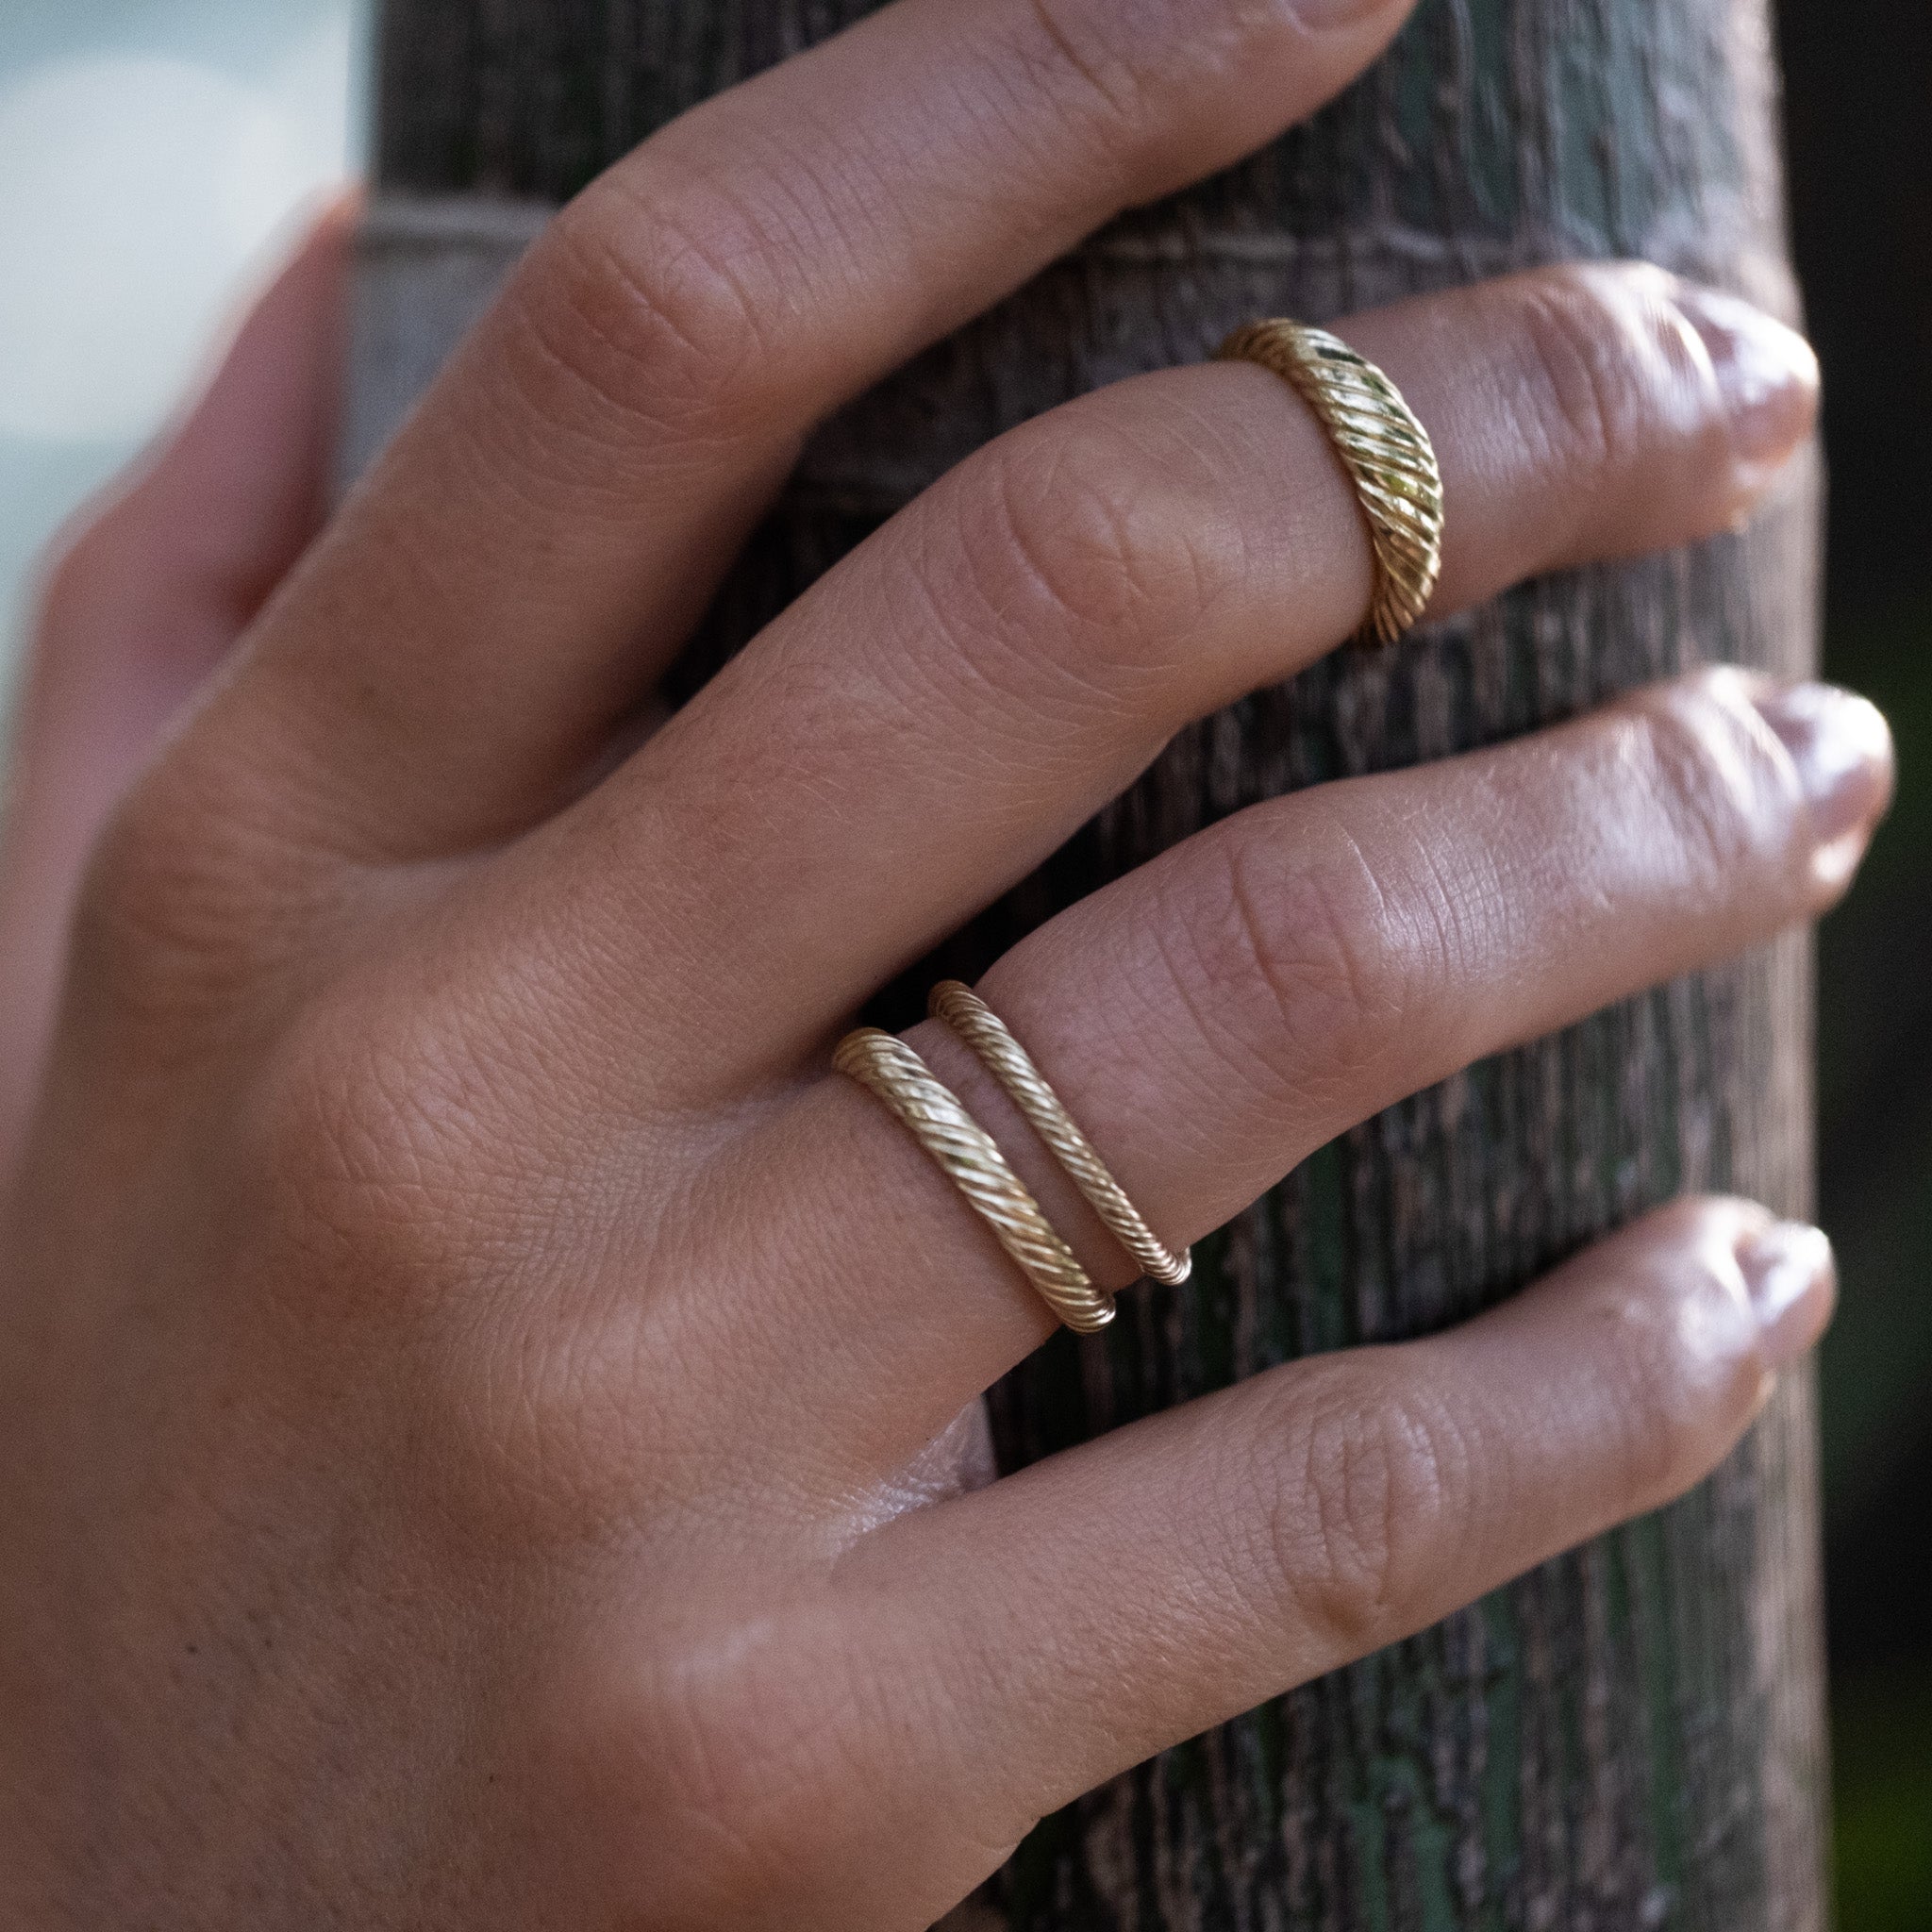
left=508, top=262, right=1817, bottom=1103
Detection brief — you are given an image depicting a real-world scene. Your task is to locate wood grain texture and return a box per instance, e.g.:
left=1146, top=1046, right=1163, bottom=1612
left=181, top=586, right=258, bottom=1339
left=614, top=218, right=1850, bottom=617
left=367, top=1, right=1828, bottom=1924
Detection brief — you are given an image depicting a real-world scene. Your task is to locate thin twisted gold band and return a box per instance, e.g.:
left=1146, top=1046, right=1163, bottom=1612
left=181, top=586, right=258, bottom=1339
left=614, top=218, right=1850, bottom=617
left=1217, top=319, right=1444, bottom=646
left=832, top=1028, right=1118, bottom=1334
left=928, top=982, right=1191, bottom=1289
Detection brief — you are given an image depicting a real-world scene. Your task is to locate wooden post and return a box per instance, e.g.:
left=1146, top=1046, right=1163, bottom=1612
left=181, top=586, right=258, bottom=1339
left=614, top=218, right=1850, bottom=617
left=357, top=1, right=1828, bottom=1924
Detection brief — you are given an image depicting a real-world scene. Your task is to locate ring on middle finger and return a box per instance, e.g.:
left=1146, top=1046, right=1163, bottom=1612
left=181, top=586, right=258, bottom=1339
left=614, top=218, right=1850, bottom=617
left=1218, top=318, right=1445, bottom=644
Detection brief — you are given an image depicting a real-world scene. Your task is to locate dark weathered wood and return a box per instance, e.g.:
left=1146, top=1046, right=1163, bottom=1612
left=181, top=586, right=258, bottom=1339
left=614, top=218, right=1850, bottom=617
left=368, top=2, right=1828, bottom=1924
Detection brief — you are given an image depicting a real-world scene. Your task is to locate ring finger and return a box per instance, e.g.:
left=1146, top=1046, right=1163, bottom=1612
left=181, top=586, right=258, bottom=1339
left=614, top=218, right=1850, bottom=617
left=680, top=666, right=1890, bottom=1478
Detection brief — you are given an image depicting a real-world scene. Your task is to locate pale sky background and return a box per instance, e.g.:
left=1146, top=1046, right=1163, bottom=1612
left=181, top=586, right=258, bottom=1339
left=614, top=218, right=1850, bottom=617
left=0, top=0, right=367, bottom=718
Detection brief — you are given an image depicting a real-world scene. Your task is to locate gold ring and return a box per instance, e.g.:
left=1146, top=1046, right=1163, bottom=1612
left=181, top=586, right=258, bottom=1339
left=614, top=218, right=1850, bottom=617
left=833, top=1028, right=1117, bottom=1333
left=1217, top=319, right=1444, bottom=645
left=928, top=983, right=1191, bottom=1289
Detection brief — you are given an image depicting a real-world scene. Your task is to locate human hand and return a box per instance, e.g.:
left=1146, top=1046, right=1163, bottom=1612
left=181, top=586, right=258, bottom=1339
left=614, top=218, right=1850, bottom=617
left=0, top=0, right=1891, bottom=1924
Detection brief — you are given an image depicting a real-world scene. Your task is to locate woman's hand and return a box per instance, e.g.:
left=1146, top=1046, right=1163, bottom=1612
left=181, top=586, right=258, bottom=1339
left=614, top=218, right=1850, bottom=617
left=0, top=0, right=1890, bottom=1924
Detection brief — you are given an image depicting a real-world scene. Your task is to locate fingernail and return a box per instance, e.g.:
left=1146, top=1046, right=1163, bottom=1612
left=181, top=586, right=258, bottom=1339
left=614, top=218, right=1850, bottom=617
left=1751, top=681, right=1895, bottom=849
left=1737, top=1221, right=1836, bottom=1368
left=1673, top=285, right=1819, bottom=467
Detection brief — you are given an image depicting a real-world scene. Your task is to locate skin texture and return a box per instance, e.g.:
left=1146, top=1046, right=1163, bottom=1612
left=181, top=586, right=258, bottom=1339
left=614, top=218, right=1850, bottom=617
left=0, top=0, right=1895, bottom=1925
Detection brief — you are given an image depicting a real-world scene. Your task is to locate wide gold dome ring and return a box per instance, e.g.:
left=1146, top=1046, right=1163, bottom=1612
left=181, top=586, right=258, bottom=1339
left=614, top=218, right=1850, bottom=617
left=1218, top=319, right=1445, bottom=646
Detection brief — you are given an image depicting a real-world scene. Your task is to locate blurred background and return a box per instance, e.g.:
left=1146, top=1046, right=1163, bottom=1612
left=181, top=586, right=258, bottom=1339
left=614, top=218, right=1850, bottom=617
left=0, top=0, right=1924, bottom=1919
left=0, top=0, right=360, bottom=674
left=1784, top=0, right=1932, bottom=1915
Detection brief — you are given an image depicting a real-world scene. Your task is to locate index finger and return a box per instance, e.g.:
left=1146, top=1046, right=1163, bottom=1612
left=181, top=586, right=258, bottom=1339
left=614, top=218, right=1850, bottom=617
left=197, top=0, right=1421, bottom=858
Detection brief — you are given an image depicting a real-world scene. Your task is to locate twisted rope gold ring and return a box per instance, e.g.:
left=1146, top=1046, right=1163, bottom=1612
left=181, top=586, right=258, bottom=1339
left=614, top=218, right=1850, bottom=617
left=928, top=982, right=1191, bottom=1289
left=833, top=1028, right=1118, bottom=1333
left=1218, top=319, right=1444, bottom=645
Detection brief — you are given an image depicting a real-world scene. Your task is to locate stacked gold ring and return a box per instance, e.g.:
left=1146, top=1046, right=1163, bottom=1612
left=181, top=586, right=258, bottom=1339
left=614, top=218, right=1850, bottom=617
left=927, top=984, right=1190, bottom=1289
left=834, top=988, right=1191, bottom=1332
left=833, top=1026, right=1118, bottom=1332
left=1217, top=319, right=1444, bottom=645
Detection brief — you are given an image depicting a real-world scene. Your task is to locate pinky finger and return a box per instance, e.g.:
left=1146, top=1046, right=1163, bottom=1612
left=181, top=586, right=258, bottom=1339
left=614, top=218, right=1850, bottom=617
left=0, top=198, right=350, bottom=1159
left=861, top=1197, right=1833, bottom=1847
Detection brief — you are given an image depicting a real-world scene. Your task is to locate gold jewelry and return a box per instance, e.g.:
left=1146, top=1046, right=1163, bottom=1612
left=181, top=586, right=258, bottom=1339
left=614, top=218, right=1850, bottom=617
left=928, top=982, right=1191, bottom=1289
left=1217, top=319, right=1444, bottom=645
left=833, top=1028, right=1117, bottom=1333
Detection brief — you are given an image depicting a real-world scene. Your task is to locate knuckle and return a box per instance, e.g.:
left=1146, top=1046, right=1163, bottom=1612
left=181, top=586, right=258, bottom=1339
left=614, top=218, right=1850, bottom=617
left=1005, top=0, right=1313, bottom=194
left=1012, top=0, right=1159, bottom=143
left=249, top=991, right=508, bottom=1311
left=1508, top=267, right=1673, bottom=481
left=1260, top=1369, right=1471, bottom=1656
left=1590, top=1209, right=1767, bottom=1512
left=563, top=1622, right=902, bottom=1922
left=73, top=704, right=370, bottom=1032
left=940, top=419, right=1234, bottom=696
left=509, top=178, right=775, bottom=441
left=1619, top=670, right=1794, bottom=888
left=72, top=758, right=276, bottom=1025
left=28, top=469, right=166, bottom=643
left=1173, top=807, right=1457, bottom=1109
left=244, top=987, right=674, bottom=1539
left=29, top=512, right=116, bottom=643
